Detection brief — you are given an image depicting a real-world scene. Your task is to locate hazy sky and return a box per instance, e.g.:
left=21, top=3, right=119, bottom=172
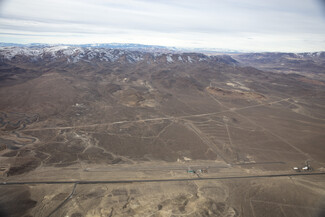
left=0, top=0, right=325, bottom=52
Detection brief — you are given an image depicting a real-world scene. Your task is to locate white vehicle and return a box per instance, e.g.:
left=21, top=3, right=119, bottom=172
left=302, top=166, right=311, bottom=171
left=302, top=161, right=312, bottom=172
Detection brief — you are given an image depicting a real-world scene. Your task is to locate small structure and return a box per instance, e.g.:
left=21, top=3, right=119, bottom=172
left=293, top=167, right=300, bottom=172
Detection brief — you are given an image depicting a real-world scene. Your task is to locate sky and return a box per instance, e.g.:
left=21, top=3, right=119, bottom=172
left=0, top=0, right=325, bottom=52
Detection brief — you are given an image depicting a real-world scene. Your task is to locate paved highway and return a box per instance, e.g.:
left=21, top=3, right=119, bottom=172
left=1, top=172, right=324, bottom=186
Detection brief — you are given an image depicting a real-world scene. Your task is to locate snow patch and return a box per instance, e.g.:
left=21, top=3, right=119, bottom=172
left=166, top=55, right=173, bottom=63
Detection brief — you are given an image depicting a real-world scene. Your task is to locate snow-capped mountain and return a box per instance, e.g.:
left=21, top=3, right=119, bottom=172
left=0, top=46, right=238, bottom=65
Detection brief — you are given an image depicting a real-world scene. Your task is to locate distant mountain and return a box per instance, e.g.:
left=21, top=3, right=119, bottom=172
left=232, top=52, right=325, bottom=81
left=0, top=42, right=175, bottom=52
left=0, top=42, right=244, bottom=54
left=234, top=52, right=325, bottom=63
left=0, top=46, right=238, bottom=65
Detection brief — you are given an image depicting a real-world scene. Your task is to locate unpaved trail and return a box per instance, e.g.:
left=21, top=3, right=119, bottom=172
left=21, top=98, right=292, bottom=132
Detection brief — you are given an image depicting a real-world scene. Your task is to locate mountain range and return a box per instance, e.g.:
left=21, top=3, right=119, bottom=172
left=0, top=45, right=324, bottom=217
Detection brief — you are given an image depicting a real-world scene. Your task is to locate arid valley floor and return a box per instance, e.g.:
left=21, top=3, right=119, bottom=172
left=0, top=47, right=324, bottom=217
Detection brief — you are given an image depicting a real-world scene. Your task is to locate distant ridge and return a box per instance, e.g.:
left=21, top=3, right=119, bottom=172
left=0, top=42, right=243, bottom=54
